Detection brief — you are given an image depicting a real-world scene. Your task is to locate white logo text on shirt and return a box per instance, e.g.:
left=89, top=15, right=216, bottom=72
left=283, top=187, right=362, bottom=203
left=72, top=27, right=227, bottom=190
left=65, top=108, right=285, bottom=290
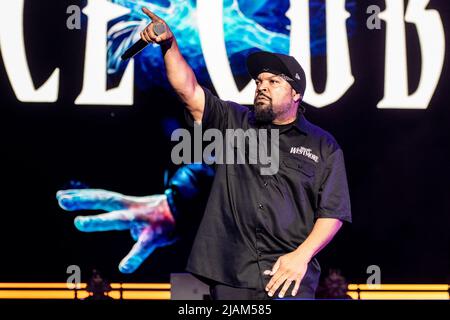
left=290, top=146, right=319, bottom=163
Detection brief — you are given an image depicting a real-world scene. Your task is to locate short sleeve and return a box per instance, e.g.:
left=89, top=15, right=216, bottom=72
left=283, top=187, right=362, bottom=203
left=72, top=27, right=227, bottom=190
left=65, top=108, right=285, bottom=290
left=164, top=163, right=215, bottom=238
left=316, top=148, right=352, bottom=223
left=184, top=86, right=228, bottom=132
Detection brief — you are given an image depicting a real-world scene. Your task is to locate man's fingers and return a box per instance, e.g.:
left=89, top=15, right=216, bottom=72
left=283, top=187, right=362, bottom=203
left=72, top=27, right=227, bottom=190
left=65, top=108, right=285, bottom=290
left=267, top=273, right=288, bottom=297
left=270, top=259, right=280, bottom=276
left=278, top=278, right=295, bottom=298
left=142, top=7, right=162, bottom=22
left=56, top=189, right=129, bottom=211
left=265, top=259, right=282, bottom=293
left=141, top=28, right=155, bottom=43
left=144, top=25, right=158, bottom=43
left=141, top=8, right=171, bottom=43
left=119, top=226, right=156, bottom=273
left=140, top=31, right=151, bottom=43
left=73, top=210, right=135, bottom=232
left=291, top=279, right=301, bottom=297
left=266, top=269, right=285, bottom=293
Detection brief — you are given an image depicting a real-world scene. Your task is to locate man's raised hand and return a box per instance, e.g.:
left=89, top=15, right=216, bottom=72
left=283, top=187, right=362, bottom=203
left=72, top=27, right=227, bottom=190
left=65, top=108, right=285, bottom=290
left=140, top=7, right=174, bottom=44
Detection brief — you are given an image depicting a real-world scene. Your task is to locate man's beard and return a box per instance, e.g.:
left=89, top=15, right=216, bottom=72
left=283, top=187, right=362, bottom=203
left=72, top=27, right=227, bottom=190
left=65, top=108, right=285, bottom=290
left=254, top=96, right=275, bottom=124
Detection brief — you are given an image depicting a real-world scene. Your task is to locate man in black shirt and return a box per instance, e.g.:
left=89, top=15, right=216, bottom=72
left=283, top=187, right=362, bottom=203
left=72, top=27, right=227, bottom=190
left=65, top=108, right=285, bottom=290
left=140, top=7, right=351, bottom=300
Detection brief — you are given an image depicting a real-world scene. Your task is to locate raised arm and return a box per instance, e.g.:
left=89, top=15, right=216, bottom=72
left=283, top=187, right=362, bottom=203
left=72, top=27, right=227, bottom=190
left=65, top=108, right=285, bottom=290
left=140, top=7, right=204, bottom=123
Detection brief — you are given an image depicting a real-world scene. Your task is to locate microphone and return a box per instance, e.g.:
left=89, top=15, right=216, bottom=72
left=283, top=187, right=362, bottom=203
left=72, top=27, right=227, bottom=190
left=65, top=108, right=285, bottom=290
left=121, top=23, right=167, bottom=60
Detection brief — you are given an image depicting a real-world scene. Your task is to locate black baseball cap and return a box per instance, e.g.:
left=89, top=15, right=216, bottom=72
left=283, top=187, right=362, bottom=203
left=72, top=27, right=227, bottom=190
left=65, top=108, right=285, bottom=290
left=246, top=51, right=306, bottom=98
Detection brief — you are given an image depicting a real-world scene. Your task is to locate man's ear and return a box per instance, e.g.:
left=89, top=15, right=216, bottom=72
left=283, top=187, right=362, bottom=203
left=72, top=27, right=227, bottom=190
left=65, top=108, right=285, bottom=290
left=292, top=90, right=301, bottom=103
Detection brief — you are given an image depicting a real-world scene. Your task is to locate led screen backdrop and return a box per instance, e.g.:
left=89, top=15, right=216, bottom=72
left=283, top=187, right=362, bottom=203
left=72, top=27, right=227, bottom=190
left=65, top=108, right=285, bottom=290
left=0, top=0, right=448, bottom=284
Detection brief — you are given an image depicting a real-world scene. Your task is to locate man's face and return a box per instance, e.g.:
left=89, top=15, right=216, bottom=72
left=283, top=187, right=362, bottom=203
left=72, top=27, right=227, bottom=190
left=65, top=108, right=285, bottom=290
left=253, top=72, right=298, bottom=123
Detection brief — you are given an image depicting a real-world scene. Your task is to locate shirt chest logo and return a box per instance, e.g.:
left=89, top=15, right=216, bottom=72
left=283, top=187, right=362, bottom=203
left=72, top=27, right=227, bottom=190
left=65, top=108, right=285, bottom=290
left=290, top=146, right=319, bottom=163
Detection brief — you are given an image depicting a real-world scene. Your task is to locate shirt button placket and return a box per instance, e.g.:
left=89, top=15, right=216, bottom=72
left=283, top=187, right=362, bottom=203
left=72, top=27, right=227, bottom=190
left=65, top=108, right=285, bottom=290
left=255, top=228, right=262, bottom=259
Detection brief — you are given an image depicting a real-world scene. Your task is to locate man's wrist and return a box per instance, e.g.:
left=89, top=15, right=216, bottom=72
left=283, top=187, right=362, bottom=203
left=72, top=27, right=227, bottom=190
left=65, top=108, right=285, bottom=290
left=294, top=244, right=315, bottom=263
left=161, top=37, right=175, bottom=53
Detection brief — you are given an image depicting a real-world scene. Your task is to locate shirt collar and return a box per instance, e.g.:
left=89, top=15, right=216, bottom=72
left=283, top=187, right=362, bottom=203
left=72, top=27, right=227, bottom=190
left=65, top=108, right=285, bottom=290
left=249, top=110, right=310, bottom=135
left=271, top=114, right=310, bottom=135
left=293, top=113, right=310, bottom=135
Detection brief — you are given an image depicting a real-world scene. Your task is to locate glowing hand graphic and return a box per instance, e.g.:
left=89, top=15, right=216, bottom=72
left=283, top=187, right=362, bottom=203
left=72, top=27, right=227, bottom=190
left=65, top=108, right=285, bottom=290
left=57, top=189, right=176, bottom=273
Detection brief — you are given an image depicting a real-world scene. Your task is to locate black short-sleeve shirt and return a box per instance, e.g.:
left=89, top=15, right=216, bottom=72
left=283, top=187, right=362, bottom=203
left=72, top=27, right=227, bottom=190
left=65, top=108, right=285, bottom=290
left=184, top=87, right=351, bottom=291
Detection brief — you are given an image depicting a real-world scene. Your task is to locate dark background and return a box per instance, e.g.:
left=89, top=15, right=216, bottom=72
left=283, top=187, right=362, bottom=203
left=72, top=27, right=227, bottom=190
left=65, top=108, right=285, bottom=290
left=0, top=0, right=448, bottom=285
